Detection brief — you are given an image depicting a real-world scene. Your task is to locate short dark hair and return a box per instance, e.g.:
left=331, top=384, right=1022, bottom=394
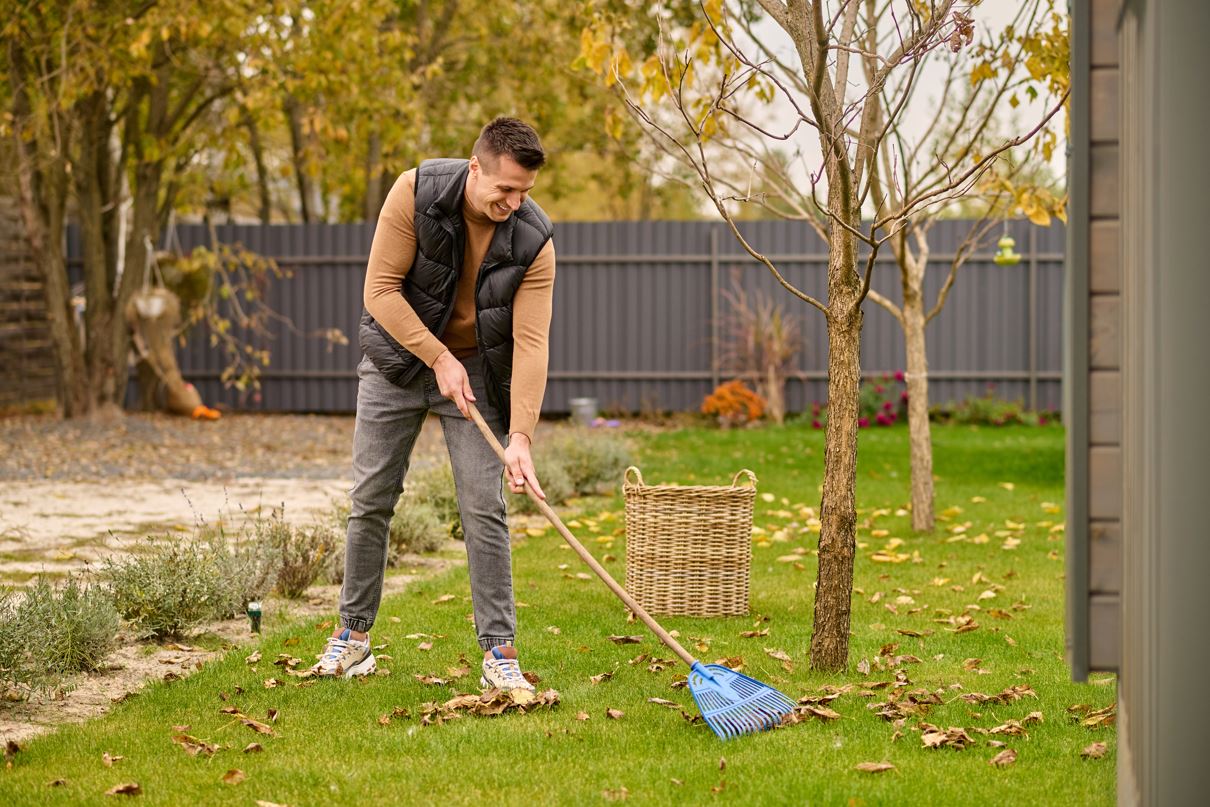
left=473, top=117, right=546, bottom=171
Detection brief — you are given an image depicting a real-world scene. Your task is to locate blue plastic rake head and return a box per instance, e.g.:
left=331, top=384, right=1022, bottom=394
left=688, top=661, right=797, bottom=740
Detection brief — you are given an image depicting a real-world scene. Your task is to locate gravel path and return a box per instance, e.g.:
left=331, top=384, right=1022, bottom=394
left=0, top=412, right=449, bottom=583
left=1, top=412, right=363, bottom=481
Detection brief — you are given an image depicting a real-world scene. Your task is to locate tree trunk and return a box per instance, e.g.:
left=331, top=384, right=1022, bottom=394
left=765, top=362, right=785, bottom=425
left=16, top=175, right=87, bottom=416
left=364, top=130, right=384, bottom=221
left=8, top=54, right=88, bottom=416
left=76, top=92, right=123, bottom=412
left=285, top=94, right=314, bottom=223
left=902, top=287, right=935, bottom=531
left=241, top=106, right=272, bottom=223
left=810, top=226, right=862, bottom=672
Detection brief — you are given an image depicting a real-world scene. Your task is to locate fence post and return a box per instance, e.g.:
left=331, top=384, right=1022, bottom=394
left=710, top=226, right=720, bottom=392
left=1029, top=225, right=1038, bottom=411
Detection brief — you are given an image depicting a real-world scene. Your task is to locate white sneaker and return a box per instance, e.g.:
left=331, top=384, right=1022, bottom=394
left=311, top=629, right=376, bottom=678
left=480, top=646, right=536, bottom=692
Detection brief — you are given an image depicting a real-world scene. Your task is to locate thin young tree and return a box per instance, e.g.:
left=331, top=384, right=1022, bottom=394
left=580, top=0, right=1066, bottom=669
left=858, top=0, right=1068, bottom=532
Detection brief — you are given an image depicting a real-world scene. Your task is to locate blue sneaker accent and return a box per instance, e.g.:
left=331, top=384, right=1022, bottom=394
left=338, top=628, right=351, bottom=641
left=491, top=647, right=506, bottom=660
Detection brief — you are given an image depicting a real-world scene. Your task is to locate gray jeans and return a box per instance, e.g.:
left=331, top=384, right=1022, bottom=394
left=338, top=353, right=515, bottom=650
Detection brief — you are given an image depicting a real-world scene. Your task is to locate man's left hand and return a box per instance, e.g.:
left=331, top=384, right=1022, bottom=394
left=504, top=433, right=546, bottom=501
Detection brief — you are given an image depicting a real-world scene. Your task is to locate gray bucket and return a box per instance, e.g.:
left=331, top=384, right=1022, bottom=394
left=568, top=397, right=599, bottom=426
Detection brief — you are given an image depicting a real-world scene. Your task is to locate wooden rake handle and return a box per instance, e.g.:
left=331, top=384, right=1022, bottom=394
left=466, top=403, right=697, bottom=669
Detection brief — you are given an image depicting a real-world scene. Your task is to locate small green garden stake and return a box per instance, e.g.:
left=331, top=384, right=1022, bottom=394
left=467, top=404, right=796, bottom=740
left=246, top=601, right=262, bottom=633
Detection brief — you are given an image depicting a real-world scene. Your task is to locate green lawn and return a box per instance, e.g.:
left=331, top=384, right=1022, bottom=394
left=0, top=422, right=1115, bottom=806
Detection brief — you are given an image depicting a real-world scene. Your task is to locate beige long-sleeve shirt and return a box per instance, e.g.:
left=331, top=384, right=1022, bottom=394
left=363, top=169, right=556, bottom=439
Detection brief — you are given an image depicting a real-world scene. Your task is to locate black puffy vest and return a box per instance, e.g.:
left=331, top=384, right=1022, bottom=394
left=358, top=158, right=554, bottom=431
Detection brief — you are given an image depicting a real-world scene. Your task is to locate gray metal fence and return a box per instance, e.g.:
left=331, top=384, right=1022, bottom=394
left=78, top=219, right=1064, bottom=414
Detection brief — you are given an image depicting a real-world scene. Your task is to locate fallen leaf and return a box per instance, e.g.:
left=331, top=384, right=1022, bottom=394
left=575, top=711, right=590, bottom=721
left=222, top=769, right=246, bottom=785
left=47, top=778, right=67, bottom=786
left=647, top=698, right=681, bottom=709
left=608, top=635, right=643, bottom=644
left=432, top=594, right=456, bottom=604
left=415, top=674, right=448, bottom=686
left=243, top=743, right=263, bottom=754
left=590, top=672, right=614, bottom=685
left=605, top=708, right=624, bottom=720
left=105, top=782, right=142, bottom=796
left=245, top=651, right=261, bottom=665
left=417, top=642, right=433, bottom=652
left=172, top=734, right=218, bottom=757
left=262, top=678, right=283, bottom=689
left=241, top=718, right=276, bottom=736
left=102, top=752, right=124, bottom=767
left=719, top=756, right=726, bottom=770
left=989, top=748, right=1018, bottom=767
left=602, top=786, right=629, bottom=801
left=1081, top=741, right=1109, bottom=759
left=739, top=628, right=769, bottom=638
left=509, top=689, right=535, bottom=706
left=854, top=762, right=895, bottom=773
left=920, top=724, right=975, bottom=750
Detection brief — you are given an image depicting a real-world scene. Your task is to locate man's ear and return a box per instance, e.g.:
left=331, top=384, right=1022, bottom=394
left=468, top=155, right=479, bottom=175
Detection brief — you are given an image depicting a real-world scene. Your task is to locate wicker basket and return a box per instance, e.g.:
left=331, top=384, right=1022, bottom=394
left=623, top=466, right=757, bottom=617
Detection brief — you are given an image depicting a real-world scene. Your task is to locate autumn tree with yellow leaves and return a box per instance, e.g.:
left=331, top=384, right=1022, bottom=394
left=578, top=0, right=1067, bottom=670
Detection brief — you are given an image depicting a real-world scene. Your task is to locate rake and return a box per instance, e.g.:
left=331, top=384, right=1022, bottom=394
left=467, top=404, right=795, bottom=740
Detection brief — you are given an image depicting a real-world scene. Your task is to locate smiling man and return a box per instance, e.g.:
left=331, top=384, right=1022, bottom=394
left=311, top=117, right=555, bottom=693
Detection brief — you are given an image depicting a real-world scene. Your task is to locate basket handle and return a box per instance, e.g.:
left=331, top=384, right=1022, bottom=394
left=731, top=468, right=758, bottom=488
left=624, top=466, right=644, bottom=488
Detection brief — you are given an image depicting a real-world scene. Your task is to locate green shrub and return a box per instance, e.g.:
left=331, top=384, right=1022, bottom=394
left=406, top=463, right=463, bottom=539
left=321, top=500, right=350, bottom=585
left=930, top=390, right=1053, bottom=426
left=406, top=463, right=460, bottom=522
left=508, top=457, right=576, bottom=515
left=214, top=527, right=279, bottom=614
left=0, top=590, right=34, bottom=693
left=255, top=513, right=337, bottom=599
left=18, top=576, right=119, bottom=675
left=389, top=500, right=447, bottom=561
left=103, top=536, right=231, bottom=639
left=538, top=431, right=632, bottom=496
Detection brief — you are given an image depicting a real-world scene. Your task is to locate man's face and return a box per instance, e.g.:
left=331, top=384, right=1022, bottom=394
left=466, top=154, right=538, bottom=222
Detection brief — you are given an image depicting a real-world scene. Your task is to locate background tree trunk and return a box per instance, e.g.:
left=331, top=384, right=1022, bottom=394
left=765, top=362, right=785, bottom=425
left=285, top=94, right=314, bottom=223
left=902, top=288, right=935, bottom=532
left=364, top=131, right=384, bottom=221
left=241, top=105, right=272, bottom=224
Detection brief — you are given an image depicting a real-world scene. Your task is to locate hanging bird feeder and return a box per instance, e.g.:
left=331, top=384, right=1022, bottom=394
left=993, top=234, right=1021, bottom=266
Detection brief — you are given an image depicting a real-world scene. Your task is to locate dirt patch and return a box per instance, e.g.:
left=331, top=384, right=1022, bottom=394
left=0, top=477, right=351, bottom=581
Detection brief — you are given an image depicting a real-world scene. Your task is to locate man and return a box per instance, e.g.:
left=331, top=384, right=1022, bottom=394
left=310, top=117, right=555, bottom=693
